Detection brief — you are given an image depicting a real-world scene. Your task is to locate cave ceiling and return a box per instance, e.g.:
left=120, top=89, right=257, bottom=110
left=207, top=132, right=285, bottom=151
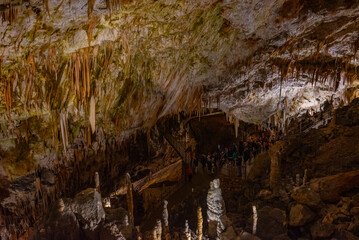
left=1, top=0, right=359, bottom=134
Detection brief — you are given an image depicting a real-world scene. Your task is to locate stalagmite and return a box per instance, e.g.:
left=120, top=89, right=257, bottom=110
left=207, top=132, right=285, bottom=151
left=163, top=200, right=169, bottom=227
left=185, top=220, right=191, bottom=240
left=126, top=173, right=134, bottom=224
left=152, top=228, right=157, bottom=240
left=252, top=205, right=257, bottom=235
left=125, top=215, right=129, bottom=226
left=197, top=206, right=203, bottom=240
left=162, top=200, right=171, bottom=239
left=59, top=199, right=65, bottom=212
left=302, top=169, right=308, bottom=186
left=95, top=172, right=100, bottom=191
left=269, top=151, right=282, bottom=194
left=90, top=96, right=96, bottom=134
left=163, top=200, right=171, bottom=239
left=154, top=219, right=162, bottom=240
left=207, top=179, right=225, bottom=239
left=296, top=173, right=301, bottom=187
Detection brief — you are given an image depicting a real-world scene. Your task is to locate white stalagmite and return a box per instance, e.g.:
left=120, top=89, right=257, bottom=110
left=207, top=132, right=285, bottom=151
left=207, top=179, right=225, bottom=239
left=197, top=206, right=203, bottom=240
left=152, top=228, right=157, bottom=240
left=156, top=219, right=162, bottom=240
left=163, top=200, right=170, bottom=240
left=185, top=220, right=191, bottom=240
left=163, top=200, right=169, bottom=227
left=90, top=95, right=96, bottom=134
left=125, top=215, right=129, bottom=226
left=252, top=205, right=257, bottom=235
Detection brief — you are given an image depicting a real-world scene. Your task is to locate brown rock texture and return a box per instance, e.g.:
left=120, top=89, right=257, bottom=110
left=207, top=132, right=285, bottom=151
left=310, top=170, right=359, bottom=202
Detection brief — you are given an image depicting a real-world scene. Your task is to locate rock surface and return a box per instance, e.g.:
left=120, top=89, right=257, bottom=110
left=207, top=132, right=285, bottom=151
left=71, top=188, right=105, bottom=231
left=256, top=206, right=287, bottom=240
left=310, top=221, right=335, bottom=239
left=309, top=170, right=359, bottom=202
left=289, top=204, right=315, bottom=226
left=291, top=187, right=322, bottom=208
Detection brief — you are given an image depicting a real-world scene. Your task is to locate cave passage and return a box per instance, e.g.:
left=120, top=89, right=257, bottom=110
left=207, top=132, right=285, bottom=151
left=2, top=0, right=359, bottom=239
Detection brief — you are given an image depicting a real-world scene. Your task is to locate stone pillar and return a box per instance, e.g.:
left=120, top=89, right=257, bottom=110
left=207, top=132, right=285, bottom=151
left=197, top=206, right=203, bottom=240
left=269, top=142, right=285, bottom=194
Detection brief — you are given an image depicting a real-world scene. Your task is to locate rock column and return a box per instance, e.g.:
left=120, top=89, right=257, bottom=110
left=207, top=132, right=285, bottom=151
left=197, top=206, right=203, bottom=240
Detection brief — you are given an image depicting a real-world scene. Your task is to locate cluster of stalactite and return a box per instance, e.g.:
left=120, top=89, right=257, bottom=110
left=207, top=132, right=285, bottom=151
left=0, top=0, right=240, bottom=161
left=271, top=56, right=358, bottom=92
left=0, top=1, right=21, bottom=24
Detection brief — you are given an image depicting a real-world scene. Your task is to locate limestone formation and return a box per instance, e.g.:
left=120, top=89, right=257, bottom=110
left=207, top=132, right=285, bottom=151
left=163, top=200, right=170, bottom=240
left=309, top=170, right=359, bottom=202
left=1, top=0, right=359, bottom=239
left=207, top=179, right=225, bottom=239
left=197, top=206, right=203, bottom=240
left=70, top=188, right=105, bottom=231
left=184, top=220, right=191, bottom=240
left=291, top=187, right=322, bottom=208
left=269, top=151, right=281, bottom=194
left=95, top=172, right=100, bottom=191
left=126, top=173, right=134, bottom=224
left=252, top=205, right=257, bottom=235
left=163, top=200, right=169, bottom=227
left=302, top=169, right=308, bottom=187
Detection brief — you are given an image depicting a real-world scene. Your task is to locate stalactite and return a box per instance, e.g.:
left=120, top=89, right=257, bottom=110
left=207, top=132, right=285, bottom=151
left=90, top=96, right=96, bottom=134
left=88, top=0, right=96, bottom=17
left=252, top=205, right=257, bottom=235
left=106, top=0, right=122, bottom=12
left=197, top=206, right=203, bottom=240
left=43, top=0, right=49, bottom=14
left=1, top=3, right=21, bottom=24
left=60, top=112, right=68, bottom=153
